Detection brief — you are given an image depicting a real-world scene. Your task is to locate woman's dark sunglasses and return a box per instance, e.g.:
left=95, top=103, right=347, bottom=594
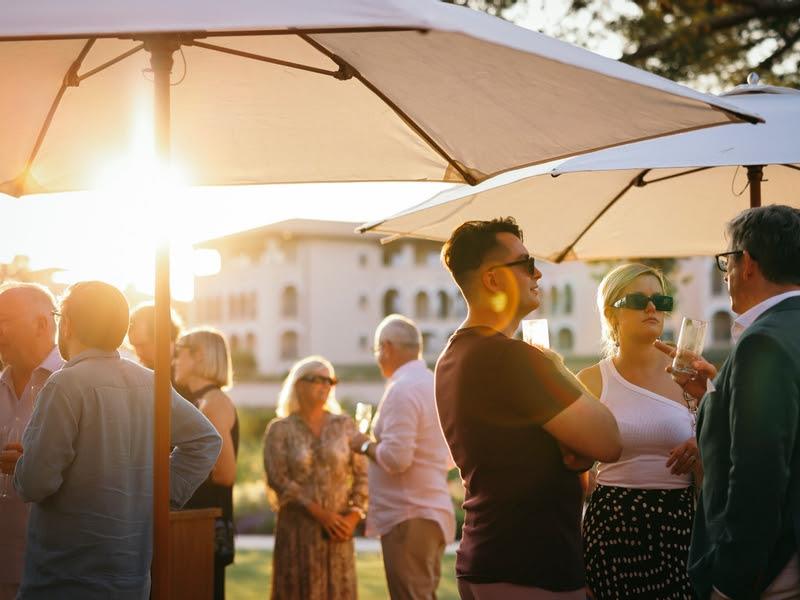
left=300, top=374, right=338, bottom=386
left=612, top=293, right=674, bottom=312
left=488, top=256, right=536, bottom=275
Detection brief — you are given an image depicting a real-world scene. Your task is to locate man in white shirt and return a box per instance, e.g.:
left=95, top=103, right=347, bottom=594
left=0, top=283, right=63, bottom=600
left=351, top=314, right=455, bottom=600
left=659, top=205, right=800, bottom=600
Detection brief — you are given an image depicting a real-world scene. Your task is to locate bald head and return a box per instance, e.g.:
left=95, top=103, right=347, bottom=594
left=0, top=282, right=57, bottom=371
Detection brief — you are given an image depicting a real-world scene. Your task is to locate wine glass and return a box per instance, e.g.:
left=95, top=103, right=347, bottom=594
left=354, top=402, right=373, bottom=434
left=0, top=417, right=23, bottom=500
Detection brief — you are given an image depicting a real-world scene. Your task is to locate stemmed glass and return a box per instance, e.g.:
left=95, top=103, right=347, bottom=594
left=355, top=402, right=373, bottom=435
left=0, top=417, right=23, bottom=500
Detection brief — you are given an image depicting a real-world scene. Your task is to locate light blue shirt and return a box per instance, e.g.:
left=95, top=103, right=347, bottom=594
left=13, top=349, right=221, bottom=599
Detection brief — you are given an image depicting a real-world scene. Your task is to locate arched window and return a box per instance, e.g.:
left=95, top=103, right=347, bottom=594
left=563, top=284, right=574, bottom=315
left=383, top=289, right=401, bottom=316
left=437, top=291, right=451, bottom=319
left=230, top=334, right=240, bottom=353
left=280, top=331, right=299, bottom=361
left=358, top=295, right=368, bottom=310
left=556, top=328, right=574, bottom=354
left=550, top=287, right=559, bottom=315
left=712, top=311, right=732, bottom=344
left=711, top=262, right=725, bottom=296
left=415, top=291, right=430, bottom=319
left=245, top=332, right=256, bottom=351
left=228, top=294, right=239, bottom=320
left=281, top=286, right=298, bottom=318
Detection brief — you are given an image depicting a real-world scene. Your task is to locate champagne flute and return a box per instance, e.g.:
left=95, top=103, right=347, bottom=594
left=672, top=317, right=708, bottom=375
left=0, top=417, right=23, bottom=500
left=354, top=402, right=373, bottom=435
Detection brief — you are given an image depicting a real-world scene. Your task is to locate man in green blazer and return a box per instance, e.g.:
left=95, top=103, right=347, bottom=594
left=660, top=205, right=800, bottom=599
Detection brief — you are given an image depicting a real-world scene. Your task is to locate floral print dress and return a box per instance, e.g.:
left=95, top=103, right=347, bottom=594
left=264, top=412, right=368, bottom=600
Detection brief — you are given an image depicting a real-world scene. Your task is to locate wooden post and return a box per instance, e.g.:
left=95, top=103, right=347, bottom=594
left=746, top=164, right=763, bottom=208
left=146, top=36, right=180, bottom=600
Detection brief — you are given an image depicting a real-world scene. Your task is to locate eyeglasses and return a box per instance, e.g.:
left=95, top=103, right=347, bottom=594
left=488, top=256, right=536, bottom=275
left=715, top=250, right=744, bottom=273
left=300, top=374, right=338, bottom=386
left=612, top=293, right=674, bottom=312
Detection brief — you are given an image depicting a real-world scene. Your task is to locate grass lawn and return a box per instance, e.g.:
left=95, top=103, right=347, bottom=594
left=228, top=549, right=459, bottom=599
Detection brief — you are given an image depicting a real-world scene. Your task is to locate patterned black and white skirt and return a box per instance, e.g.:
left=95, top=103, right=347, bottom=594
left=583, top=484, right=695, bottom=600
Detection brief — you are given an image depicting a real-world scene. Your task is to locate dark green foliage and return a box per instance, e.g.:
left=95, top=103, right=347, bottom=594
left=563, top=0, right=800, bottom=89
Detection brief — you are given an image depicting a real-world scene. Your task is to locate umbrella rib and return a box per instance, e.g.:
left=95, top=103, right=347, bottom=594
left=784, top=164, right=800, bottom=172
left=298, top=33, right=477, bottom=185
left=75, top=43, right=145, bottom=83
left=15, top=39, right=96, bottom=195
left=188, top=40, right=343, bottom=78
left=636, top=166, right=712, bottom=186
left=554, top=170, right=647, bottom=263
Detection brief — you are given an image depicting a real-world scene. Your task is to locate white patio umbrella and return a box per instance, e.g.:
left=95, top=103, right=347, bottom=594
left=361, top=78, right=799, bottom=262
left=0, top=2, right=763, bottom=596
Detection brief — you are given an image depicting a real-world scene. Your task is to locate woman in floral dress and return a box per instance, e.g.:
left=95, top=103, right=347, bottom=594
left=264, top=355, right=368, bottom=600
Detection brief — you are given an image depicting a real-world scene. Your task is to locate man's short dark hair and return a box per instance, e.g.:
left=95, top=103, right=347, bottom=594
left=441, top=217, right=523, bottom=286
left=727, top=205, right=800, bottom=285
left=61, top=281, right=130, bottom=352
left=129, top=302, right=183, bottom=342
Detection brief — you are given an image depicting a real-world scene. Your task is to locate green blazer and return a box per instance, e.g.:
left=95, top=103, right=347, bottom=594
left=690, top=295, right=800, bottom=600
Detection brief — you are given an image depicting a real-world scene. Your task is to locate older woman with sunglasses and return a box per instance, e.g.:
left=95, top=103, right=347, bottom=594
left=263, top=355, right=368, bottom=600
left=577, top=263, right=700, bottom=600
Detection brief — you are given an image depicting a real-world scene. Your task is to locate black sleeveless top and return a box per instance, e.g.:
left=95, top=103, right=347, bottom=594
left=184, top=385, right=239, bottom=523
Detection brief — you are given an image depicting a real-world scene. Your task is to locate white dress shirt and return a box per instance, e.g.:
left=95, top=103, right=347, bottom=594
left=366, top=359, right=455, bottom=543
left=0, top=346, right=63, bottom=586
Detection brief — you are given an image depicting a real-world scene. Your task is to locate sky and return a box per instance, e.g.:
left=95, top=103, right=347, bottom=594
left=1, top=1, right=627, bottom=301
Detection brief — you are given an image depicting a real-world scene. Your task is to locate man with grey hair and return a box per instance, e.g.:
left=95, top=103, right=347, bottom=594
left=0, top=283, right=63, bottom=600
left=351, top=314, right=455, bottom=600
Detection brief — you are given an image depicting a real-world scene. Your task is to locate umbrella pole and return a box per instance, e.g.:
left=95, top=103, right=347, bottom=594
left=746, top=165, right=763, bottom=208
left=146, top=36, right=180, bottom=600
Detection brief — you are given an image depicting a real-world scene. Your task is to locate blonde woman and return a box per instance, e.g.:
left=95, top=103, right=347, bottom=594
left=173, top=328, right=238, bottom=600
left=264, top=356, right=368, bottom=600
left=578, top=264, right=699, bottom=600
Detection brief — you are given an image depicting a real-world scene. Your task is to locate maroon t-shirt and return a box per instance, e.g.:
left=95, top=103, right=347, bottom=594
left=435, top=326, right=585, bottom=590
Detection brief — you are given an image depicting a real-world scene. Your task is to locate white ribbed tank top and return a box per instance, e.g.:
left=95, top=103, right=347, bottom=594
left=595, top=358, right=694, bottom=489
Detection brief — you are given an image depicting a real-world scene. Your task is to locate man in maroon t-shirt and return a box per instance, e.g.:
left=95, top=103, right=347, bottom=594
left=435, top=218, right=622, bottom=600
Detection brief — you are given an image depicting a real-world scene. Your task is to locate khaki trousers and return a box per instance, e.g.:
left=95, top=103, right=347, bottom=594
left=381, top=518, right=445, bottom=600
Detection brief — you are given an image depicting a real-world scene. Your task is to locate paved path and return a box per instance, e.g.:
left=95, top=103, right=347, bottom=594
left=236, top=535, right=459, bottom=555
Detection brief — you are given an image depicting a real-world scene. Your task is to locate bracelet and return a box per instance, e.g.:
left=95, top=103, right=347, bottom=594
left=683, top=390, right=698, bottom=410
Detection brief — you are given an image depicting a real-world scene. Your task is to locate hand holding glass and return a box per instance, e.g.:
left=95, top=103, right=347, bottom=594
left=672, top=318, right=708, bottom=375
left=522, top=319, right=550, bottom=349
left=354, top=402, right=373, bottom=435
left=0, top=418, right=23, bottom=500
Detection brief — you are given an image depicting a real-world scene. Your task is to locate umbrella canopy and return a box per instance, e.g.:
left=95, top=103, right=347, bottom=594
left=1, top=0, right=761, bottom=196
left=361, top=81, right=800, bottom=261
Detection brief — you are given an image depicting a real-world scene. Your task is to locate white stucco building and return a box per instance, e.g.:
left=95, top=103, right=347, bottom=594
left=192, top=219, right=734, bottom=377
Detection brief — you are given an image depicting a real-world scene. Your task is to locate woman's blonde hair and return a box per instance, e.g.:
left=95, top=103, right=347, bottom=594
left=597, top=263, right=670, bottom=358
left=176, top=327, right=233, bottom=389
left=276, top=355, right=342, bottom=418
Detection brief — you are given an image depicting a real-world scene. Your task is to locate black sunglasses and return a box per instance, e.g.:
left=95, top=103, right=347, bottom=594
left=488, top=256, right=536, bottom=275
left=612, top=293, right=674, bottom=312
left=714, top=250, right=744, bottom=273
left=300, top=375, right=338, bottom=386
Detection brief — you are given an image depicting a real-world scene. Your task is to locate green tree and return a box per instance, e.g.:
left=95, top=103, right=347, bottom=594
left=563, top=0, right=800, bottom=89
